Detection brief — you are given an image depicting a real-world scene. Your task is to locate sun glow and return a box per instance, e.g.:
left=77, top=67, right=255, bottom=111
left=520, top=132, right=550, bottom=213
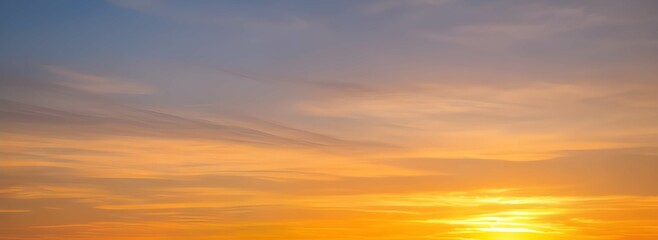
left=413, top=197, right=566, bottom=238
left=478, top=227, right=541, bottom=233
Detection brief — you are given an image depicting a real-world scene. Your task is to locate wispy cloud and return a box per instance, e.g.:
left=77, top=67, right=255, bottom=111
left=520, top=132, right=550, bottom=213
left=0, top=98, right=388, bottom=151
left=424, top=3, right=612, bottom=48
left=44, top=66, right=155, bottom=94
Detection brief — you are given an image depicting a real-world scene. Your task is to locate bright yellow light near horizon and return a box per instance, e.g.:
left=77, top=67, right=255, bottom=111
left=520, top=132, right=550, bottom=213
left=467, top=211, right=560, bottom=233
left=478, top=232, right=556, bottom=240
left=415, top=205, right=564, bottom=239
left=477, top=227, right=542, bottom=233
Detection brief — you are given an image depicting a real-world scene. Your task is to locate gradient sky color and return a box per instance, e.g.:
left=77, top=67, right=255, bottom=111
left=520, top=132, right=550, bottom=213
left=1, top=0, right=658, bottom=239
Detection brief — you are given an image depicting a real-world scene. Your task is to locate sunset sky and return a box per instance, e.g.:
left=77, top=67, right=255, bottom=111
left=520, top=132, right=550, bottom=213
left=1, top=0, right=658, bottom=239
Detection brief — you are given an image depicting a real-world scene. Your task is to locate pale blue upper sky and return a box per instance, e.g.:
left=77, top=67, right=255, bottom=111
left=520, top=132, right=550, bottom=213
left=2, top=0, right=658, bottom=147
left=3, top=0, right=657, bottom=79
left=2, top=0, right=658, bottom=144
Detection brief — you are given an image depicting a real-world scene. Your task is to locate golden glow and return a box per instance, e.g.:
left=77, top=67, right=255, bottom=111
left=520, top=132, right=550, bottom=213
left=2, top=133, right=658, bottom=239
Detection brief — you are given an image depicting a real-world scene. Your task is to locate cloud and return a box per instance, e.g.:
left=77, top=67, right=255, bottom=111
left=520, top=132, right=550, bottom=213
left=379, top=148, right=658, bottom=196
left=44, top=66, right=155, bottom=94
left=424, top=3, right=611, bottom=48
left=0, top=98, right=388, bottom=151
left=6, top=147, right=654, bottom=198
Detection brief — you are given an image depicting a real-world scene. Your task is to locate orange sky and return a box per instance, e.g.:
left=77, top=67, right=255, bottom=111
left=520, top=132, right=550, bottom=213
left=1, top=0, right=658, bottom=239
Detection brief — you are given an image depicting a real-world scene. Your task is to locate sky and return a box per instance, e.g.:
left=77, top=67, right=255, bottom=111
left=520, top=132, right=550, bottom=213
left=1, top=0, right=658, bottom=239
